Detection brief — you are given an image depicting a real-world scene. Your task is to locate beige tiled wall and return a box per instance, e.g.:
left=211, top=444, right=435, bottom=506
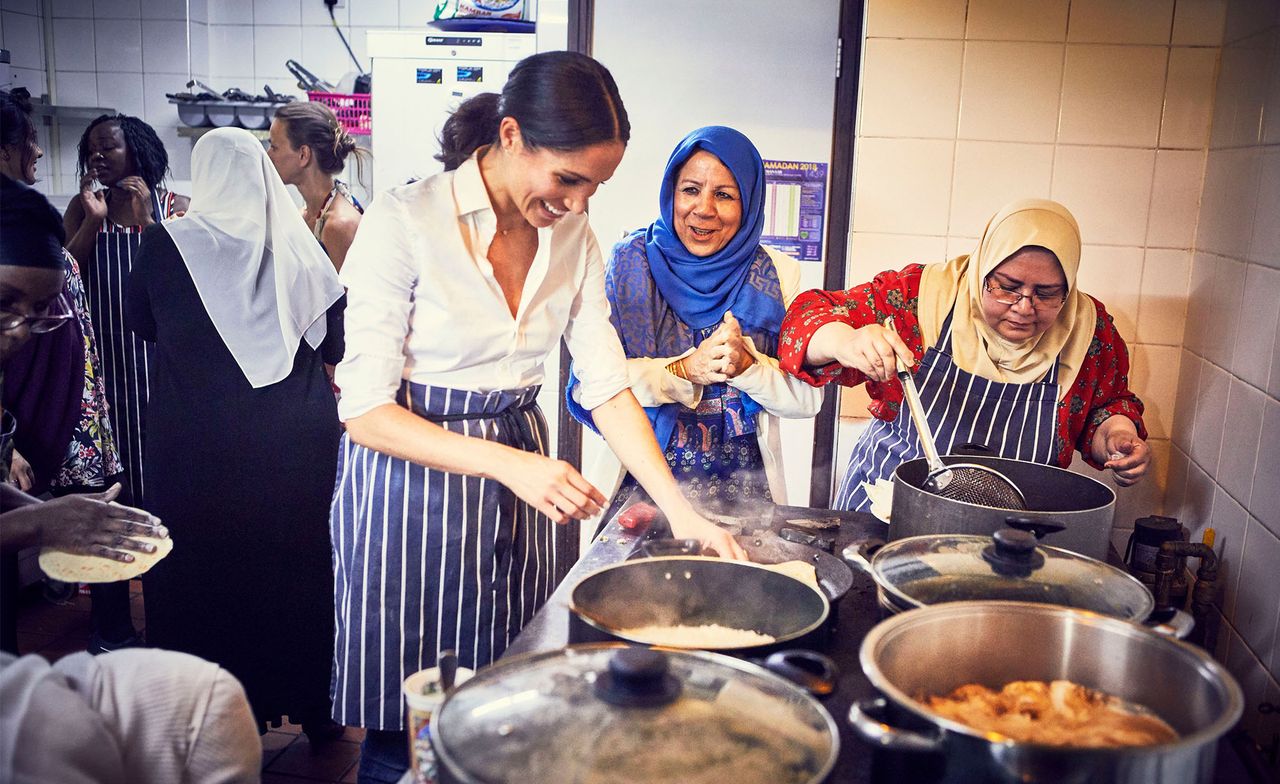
left=842, top=0, right=1224, bottom=544
left=1163, top=0, right=1280, bottom=751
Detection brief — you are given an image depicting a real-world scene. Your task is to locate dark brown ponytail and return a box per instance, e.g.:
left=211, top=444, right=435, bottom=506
left=275, top=101, right=369, bottom=184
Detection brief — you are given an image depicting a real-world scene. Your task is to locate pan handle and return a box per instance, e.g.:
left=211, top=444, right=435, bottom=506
left=637, top=538, right=702, bottom=558
left=848, top=697, right=945, bottom=753
left=841, top=539, right=885, bottom=573
left=758, top=650, right=839, bottom=698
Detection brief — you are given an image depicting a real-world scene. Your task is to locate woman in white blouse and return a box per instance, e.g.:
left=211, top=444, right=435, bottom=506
left=329, top=52, right=744, bottom=784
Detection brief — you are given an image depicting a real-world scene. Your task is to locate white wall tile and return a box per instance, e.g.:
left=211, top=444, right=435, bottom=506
left=1189, top=359, right=1230, bottom=474
left=964, top=0, right=1068, bottom=42
left=351, top=0, right=398, bottom=27
left=142, top=72, right=181, bottom=127
left=1164, top=442, right=1190, bottom=516
left=1198, top=148, right=1260, bottom=259
left=847, top=232, right=948, bottom=286
left=346, top=25, right=371, bottom=73
left=253, top=0, right=299, bottom=26
left=958, top=42, right=1062, bottom=143
left=142, top=20, right=189, bottom=75
left=1252, top=398, right=1280, bottom=537
left=3, top=11, right=43, bottom=70
left=52, top=17, right=95, bottom=72
left=189, top=0, right=208, bottom=24
left=95, top=71, right=144, bottom=116
left=1160, top=47, right=1219, bottom=149
left=1077, top=244, right=1143, bottom=339
left=864, top=0, right=966, bottom=39
left=1202, top=485, right=1247, bottom=618
left=1265, top=38, right=1280, bottom=147
left=949, top=141, right=1053, bottom=236
left=92, top=0, right=140, bottom=19
left=1171, top=350, right=1202, bottom=451
left=1183, top=455, right=1217, bottom=539
left=1219, top=377, right=1265, bottom=504
left=300, top=24, right=348, bottom=88
left=1173, top=0, right=1228, bottom=45
left=1224, top=626, right=1275, bottom=738
left=189, top=21, right=209, bottom=76
left=852, top=138, right=953, bottom=236
left=208, top=0, right=253, bottom=25
left=859, top=39, right=962, bottom=139
left=1250, top=147, right=1280, bottom=268
left=1051, top=146, right=1154, bottom=246
left=1067, top=0, right=1175, bottom=45
left=50, top=0, right=93, bottom=18
left=1148, top=150, right=1205, bottom=249
left=253, top=24, right=302, bottom=82
left=1182, top=252, right=1215, bottom=356
left=53, top=69, right=97, bottom=107
left=1209, top=34, right=1270, bottom=149
left=147, top=0, right=189, bottom=21
left=303, top=0, right=348, bottom=26
left=1129, top=344, right=1180, bottom=440
left=1204, top=255, right=1247, bottom=369
left=1137, top=248, right=1190, bottom=345
left=1232, top=264, right=1280, bottom=388
left=1223, top=0, right=1280, bottom=44
left=1059, top=45, right=1166, bottom=147
left=1233, top=518, right=1280, bottom=660
left=0, top=0, right=39, bottom=15
left=94, top=18, right=142, bottom=73
left=1272, top=314, right=1280, bottom=399
left=208, top=24, right=254, bottom=79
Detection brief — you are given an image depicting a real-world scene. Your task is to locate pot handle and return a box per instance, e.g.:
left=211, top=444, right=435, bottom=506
left=1004, top=516, right=1066, bottom=540
left=841, top=539, right=885, bottom=573
left=759, top=650, right=839, bottom=698
left=638, top=538, right=702, bottom=558
left=848, top=697, right=945, bottom=753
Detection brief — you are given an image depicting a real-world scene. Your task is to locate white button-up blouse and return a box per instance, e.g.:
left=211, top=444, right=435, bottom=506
left=334, top=154, right=630, bottom=422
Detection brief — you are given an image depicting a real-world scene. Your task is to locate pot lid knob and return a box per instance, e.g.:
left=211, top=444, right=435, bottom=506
left=594, top=648, right=682, bottom=708
left=981, top=528, right=1046, bottom=576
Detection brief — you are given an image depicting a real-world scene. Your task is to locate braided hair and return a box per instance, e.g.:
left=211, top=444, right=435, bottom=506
left=76, top=114, right=170, bottom=190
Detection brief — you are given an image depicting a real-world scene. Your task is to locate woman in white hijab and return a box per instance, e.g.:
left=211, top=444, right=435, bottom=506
left=126, top=127, right=347, bottom=739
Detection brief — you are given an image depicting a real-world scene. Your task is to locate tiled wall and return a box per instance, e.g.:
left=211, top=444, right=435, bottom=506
left=841, top=0, right=1223, bottom=546
left=1163, top=0, right=1280, bottom=751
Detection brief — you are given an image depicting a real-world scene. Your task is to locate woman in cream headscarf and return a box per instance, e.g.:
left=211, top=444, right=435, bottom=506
left=779, top=199, right=1149, bottom=512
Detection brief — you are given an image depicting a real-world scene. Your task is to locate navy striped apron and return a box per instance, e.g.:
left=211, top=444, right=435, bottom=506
left=835, top=313, right=1061, bottom=512
left=329, top=382, right=576, bottom=730
left=80, top=191, right=170, bottom=506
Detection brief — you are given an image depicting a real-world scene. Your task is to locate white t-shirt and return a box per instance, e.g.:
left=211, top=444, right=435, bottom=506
left=335, top=154, right=630, bottom=421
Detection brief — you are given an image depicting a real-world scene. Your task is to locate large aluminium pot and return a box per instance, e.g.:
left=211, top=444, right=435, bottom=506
left=849, top=601, right=1243, bottom=784
left=893, top=455, right=1116, bottom=560
left=431, top=644, right=840, bottom=784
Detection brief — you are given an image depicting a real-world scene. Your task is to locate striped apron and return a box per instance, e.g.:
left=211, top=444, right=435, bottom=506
left=835, top=313, right=1061, bottom=512
left=80, top=191, right=175, bottom=506
left=329, top=382, right=577, bottom=730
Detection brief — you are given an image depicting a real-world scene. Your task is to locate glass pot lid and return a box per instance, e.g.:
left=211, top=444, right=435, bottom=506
left=433, top=644, right=838, bottom=784
left=870, top=529, right=1155, bottom=621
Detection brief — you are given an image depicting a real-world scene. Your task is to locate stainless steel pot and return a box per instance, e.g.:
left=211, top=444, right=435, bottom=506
left=431, top=644, right=840, bottom=784
left=849, top=602, right=1243, bottom=784
left=893, top=455, right=1116, bottom=560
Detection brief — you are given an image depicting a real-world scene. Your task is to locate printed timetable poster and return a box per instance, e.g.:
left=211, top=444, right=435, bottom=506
left=761, top=160, right=828, bottom=261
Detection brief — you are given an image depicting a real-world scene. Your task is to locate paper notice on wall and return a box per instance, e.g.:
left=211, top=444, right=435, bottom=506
left=761, top=160, right=828, bottom=262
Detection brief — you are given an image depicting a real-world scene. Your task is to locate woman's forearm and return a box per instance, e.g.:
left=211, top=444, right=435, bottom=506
left=804, top=321, right=858, bottom=366
left=344, top=403, right=518, bottom=479
left=591, top=389, right=695, bottom=518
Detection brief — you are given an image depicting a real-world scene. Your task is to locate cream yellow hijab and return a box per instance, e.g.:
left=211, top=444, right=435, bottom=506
left=918, top=199, right=1096, bottom=400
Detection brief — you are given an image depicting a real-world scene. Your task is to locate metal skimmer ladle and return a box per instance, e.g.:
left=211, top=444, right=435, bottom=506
left=885, top=318, right=1027, bottom=510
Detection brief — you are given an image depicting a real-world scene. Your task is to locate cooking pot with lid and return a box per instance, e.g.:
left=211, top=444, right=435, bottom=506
left=431, top=644, right=840, bottom=784
left=849, top=601, right=1242, bottom=784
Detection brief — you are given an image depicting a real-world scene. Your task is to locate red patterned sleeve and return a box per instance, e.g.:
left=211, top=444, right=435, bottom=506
left=778, top=265, right=926, bottom=392
left=1068, top=297, right=1148, bottom=469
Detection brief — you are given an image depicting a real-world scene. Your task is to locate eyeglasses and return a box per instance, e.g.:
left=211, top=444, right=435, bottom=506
left=983, top=280, right=1067, bottom=309
left=0, top=293, right=74, bottom=334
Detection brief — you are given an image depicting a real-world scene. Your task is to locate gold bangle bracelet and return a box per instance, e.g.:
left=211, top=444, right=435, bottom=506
left=666, top=358, right=687, bottom=380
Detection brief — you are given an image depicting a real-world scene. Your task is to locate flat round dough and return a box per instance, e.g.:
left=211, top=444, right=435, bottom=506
left=39, top=535, right=173, bottom=583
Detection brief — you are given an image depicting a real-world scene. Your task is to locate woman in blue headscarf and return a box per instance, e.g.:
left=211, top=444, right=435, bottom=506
left=568, top=126, right=822, bottom=513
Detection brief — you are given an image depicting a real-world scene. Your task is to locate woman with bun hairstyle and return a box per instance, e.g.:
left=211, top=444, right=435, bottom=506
left=267, top=101, right=368, bottom=271
left=331, top=50, right=744, bottom=783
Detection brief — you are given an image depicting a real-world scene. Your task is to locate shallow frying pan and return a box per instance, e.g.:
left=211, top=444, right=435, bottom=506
left=638, top=536, right=854, bottom=604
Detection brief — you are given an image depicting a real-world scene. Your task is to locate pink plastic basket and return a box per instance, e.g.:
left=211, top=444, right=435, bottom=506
left=306, top=91, right=371, bottom=135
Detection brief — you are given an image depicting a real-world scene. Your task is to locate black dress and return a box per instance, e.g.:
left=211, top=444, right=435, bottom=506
left=126, top=225, right=342, bottom=728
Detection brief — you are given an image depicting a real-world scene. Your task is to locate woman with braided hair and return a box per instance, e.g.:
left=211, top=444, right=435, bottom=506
left=267, top=101, right=368, bottom=271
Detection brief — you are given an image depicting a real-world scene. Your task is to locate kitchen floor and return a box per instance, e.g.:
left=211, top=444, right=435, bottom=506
left=13, top=579, right=365, bottom=783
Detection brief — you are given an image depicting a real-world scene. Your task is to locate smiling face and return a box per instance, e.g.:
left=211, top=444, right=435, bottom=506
left=499, top=118, right=625, bottom=229
left=671, top=150, right=742, bottom=257
left=265, top=119, right=305, bottom=185
left=0, top=128, right=42, bottom=185
left=84, top=122, right=134, bottom=186
left=979, top=247, right=1068, bottom=342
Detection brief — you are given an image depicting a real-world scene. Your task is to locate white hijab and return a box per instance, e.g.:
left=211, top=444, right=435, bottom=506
left=165, top=128, right=344, bottom=388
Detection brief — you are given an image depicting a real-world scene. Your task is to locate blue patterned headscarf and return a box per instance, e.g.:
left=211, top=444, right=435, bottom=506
left=566, top=127, right=786, bottom=449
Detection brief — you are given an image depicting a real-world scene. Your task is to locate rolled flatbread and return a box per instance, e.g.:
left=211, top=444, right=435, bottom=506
left=39, top=536, right=173, bottom=583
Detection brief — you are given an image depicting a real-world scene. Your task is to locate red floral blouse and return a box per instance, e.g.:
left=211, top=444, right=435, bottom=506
left=778, top=264, right=1147, bottom=469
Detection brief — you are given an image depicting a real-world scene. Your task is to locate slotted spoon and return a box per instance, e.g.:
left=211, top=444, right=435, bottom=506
left=885, top=318, right=1027, bottom=510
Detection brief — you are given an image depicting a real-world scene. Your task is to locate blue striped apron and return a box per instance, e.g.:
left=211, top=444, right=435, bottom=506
left=329, top=381, right=575, bottom=730
left=834, top=313, right=1062, bottom=512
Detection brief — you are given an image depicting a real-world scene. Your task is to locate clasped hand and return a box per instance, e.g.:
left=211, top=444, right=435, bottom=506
left=682, top=311, right=756, bottom=385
